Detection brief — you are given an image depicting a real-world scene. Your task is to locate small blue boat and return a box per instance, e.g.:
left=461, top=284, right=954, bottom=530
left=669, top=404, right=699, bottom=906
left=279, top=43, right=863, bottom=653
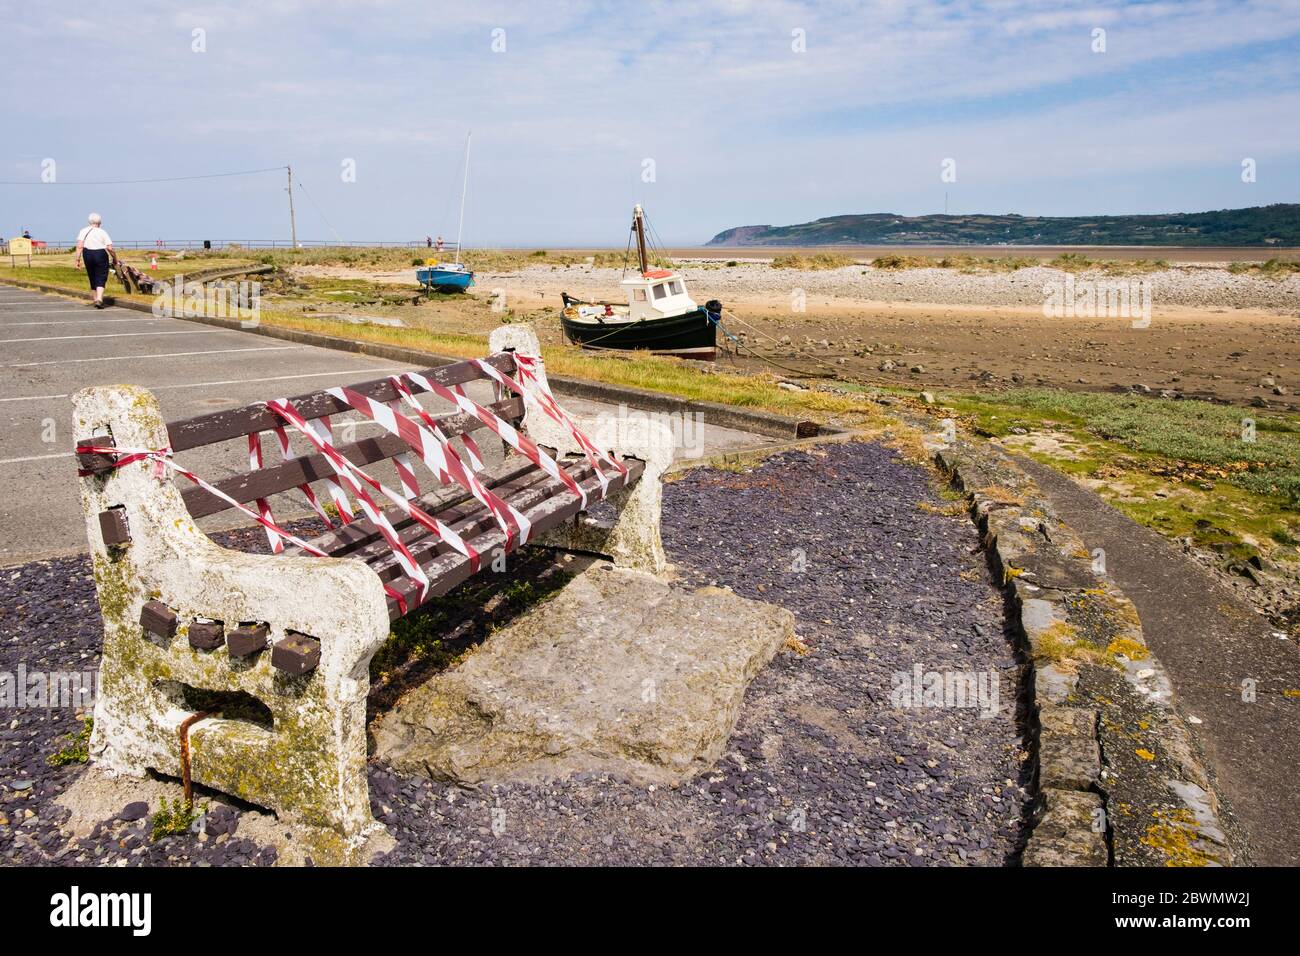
left=419, top=133, right=476, bottom=293
left=416, top=262, right=474, bottom=292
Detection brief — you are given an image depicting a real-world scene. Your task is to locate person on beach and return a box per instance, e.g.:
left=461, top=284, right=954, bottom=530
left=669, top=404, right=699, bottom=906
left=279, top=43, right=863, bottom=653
left=75, top=213, right=114, bottom=308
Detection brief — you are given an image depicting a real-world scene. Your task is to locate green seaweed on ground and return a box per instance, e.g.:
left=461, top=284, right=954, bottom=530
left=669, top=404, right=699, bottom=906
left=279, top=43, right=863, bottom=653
left=151, top=797, right=207, bottom=842
left=47, top=717, right=94, bottom=766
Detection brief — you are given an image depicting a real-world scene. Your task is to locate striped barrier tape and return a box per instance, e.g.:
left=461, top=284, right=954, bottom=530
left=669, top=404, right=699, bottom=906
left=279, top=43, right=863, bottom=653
left=325, top=384, right=531, bottom=548
left=310, top=416, right=357, bottom=525
left=268, top=421, right=337, bottom=530
left=263, top=398, right=454, bottom=600
left=75, top=350, right=629, bottom=617
left=476, top=352, right=627, bottom=492
left=74, top=442, right=422, bottom=612
left=395, top=368, right=589, bottom=508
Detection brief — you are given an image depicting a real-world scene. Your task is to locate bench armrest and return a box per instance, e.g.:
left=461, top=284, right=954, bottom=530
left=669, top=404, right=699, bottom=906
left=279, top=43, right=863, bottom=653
left=487, top=324, right=674, bottom=475
left=489, top=325, right=672, bottom=574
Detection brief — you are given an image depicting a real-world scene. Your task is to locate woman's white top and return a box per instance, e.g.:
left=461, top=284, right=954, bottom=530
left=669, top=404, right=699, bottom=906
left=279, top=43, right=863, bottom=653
left=77, top=226, right=112, bottom=250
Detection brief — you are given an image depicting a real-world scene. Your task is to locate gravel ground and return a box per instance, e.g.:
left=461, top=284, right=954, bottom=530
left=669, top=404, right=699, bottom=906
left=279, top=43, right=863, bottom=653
left=1, top=441, right=1030, bottom=866
left=500, top=263, right=1300, bottom=311
left=297, top=261, right=1300, bottom=312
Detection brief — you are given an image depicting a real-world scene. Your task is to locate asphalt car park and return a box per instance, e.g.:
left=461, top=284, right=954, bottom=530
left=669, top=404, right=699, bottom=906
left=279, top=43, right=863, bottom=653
left=0, top=286, right=769, bottom=563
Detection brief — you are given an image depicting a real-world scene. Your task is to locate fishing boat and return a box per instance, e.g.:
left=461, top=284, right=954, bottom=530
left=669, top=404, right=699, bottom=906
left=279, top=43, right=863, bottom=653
left=560, top=204, right=721, bottom=359
left=418, top=133, right=475, bottom=293
left=416, top=260, right=473, bottom=291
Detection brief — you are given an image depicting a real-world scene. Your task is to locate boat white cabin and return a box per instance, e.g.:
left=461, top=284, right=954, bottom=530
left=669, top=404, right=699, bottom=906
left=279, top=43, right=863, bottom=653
left=618, top=268, right=697, bottom=321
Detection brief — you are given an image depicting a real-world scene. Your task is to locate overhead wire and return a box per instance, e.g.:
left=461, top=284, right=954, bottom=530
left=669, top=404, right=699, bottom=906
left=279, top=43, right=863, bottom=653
left=0, top=165, right=287, bottom=186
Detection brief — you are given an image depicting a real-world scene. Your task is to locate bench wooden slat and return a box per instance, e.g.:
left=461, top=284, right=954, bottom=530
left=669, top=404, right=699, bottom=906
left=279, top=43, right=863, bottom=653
left=181, top=395, right=524, bottom=519
left=386, top=458, right=645, bottom=618
left=365, top=461, right=599, bottom=582
left=291, top=454, right=543, bottom=559
left=332, top=462, right=563, bottom=566
left=166, top=352, right=517, bottom=453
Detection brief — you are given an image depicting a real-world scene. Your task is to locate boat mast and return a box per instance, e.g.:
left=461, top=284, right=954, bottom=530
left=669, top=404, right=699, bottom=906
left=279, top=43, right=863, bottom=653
left=455, top=132, right=471, bottom=266
left=633, top=203, right=649, bottom=274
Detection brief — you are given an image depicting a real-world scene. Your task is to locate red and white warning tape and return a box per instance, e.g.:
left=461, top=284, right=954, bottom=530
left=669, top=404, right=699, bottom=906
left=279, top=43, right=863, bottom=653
left=476, top=352, right=627, bottom=491
left=323, top=384, right=530, bottom=548
left=75, top=443, right=423, bottom=611
left=264, top=398, right=463, bottom=600
left=76, top=350, right=626, bottom=616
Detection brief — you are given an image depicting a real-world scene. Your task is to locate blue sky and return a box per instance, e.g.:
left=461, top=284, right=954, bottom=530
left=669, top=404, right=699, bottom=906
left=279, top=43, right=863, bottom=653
left=2, top=0, right=1298, bottom=245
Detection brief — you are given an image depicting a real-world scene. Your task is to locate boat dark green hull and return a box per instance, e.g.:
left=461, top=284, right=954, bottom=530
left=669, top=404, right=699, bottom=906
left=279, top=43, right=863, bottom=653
left=560, top=306, right=718, bottom=359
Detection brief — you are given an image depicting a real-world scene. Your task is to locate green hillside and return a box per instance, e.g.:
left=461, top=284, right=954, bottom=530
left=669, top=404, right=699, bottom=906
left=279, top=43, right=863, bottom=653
left=706, top=204, right=1300, bottom=247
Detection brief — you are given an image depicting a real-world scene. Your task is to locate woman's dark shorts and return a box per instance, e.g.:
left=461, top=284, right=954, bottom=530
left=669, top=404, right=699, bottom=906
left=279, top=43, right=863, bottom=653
left=83, top=248, right=110, bottom=290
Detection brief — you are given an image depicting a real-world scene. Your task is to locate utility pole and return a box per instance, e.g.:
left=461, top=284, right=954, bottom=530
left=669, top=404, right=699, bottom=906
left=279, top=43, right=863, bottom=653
left=286, top=165, right=298, bottom=249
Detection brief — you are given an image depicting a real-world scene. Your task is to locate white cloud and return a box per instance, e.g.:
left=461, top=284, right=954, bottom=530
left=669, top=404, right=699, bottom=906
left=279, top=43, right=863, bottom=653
left=3, top=0, right=1297, bottom=242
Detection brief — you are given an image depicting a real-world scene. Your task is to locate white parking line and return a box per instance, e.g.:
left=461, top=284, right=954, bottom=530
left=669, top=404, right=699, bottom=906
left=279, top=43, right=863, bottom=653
left=1, top=329, right=218, bottom=343
left=5, top=344, right=301, bottom=368
left=0, top=319, right=163, bottom=327
left=0, top=365, right=408, bottom=405
left=0, top=451, right=72, bottom=466
left=0, top=309, right=108, bottom=315
left=0, top=393, right=71, bottom=404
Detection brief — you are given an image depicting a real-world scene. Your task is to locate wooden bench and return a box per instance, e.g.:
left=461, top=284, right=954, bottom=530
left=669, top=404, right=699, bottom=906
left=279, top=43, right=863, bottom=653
left=72, top=324, right=672, bottom=862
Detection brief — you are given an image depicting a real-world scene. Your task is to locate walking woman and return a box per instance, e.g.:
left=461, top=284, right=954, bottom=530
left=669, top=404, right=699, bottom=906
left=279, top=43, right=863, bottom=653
left=75, top=213, right=114, bottom=308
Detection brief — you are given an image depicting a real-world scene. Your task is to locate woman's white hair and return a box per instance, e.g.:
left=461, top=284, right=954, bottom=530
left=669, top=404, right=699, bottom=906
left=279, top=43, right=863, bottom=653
left=88, top=213, right=102, bottom=225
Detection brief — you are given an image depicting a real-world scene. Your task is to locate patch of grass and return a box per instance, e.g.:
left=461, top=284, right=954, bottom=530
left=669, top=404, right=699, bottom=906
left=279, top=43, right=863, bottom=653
left=1043, top=254, right=1171, bottom=274
left=1228, top=258, right=1300, bottom=278
left=942, top=387, right=1300, bottom=572
left=371, top=563, right=574, bottom=682
left=870, top=253, right=933, bottom=270
left=47, top=717, right=93, bottom=766
left=1047, top=252, right=1096, bottom=272
left=867, top=253, right=1167, bottom=274
left=948, top=388, right=1300, bottom=500
left=203, top=307, right=886, bottom=429
left=0, top=251, right=253, bottom=290
left=916, top=500, right=967, bottom=517
left=1097, top=258, right=1169, bottom=274
left=1106, top=636, right=1150, bottom=662
left=872, top=253, right=1038, bottom=272
left=771, top=253, right=858, bottom=270
left=151, top=797, right=206, bottom=841
left=372, top=607, right=466, bottom=679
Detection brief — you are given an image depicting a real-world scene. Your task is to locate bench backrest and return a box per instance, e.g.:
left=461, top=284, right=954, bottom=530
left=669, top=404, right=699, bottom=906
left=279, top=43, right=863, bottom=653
left=78, top=352, right=524, bottom=522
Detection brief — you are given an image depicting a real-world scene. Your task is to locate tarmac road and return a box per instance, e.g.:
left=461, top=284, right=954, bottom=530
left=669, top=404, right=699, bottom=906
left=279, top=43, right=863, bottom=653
left=0, top=285, right=771, bottom=565
left=1017, top=456, right=1300, bottom=867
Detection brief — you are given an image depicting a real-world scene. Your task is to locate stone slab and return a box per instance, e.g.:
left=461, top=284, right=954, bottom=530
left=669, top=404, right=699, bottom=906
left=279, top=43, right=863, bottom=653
left=373, top=564, right=795, bottom=786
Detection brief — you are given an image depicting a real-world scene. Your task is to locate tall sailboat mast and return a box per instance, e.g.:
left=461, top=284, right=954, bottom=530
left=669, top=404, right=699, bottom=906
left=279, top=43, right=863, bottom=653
left=454, top=132, right=471, bottom=267
left=633, top=203, right=649, bottom=274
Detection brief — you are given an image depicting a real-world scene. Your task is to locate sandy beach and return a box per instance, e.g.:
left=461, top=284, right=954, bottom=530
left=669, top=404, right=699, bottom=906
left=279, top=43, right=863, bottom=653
left=288, top=257, right=1300, bottom=410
